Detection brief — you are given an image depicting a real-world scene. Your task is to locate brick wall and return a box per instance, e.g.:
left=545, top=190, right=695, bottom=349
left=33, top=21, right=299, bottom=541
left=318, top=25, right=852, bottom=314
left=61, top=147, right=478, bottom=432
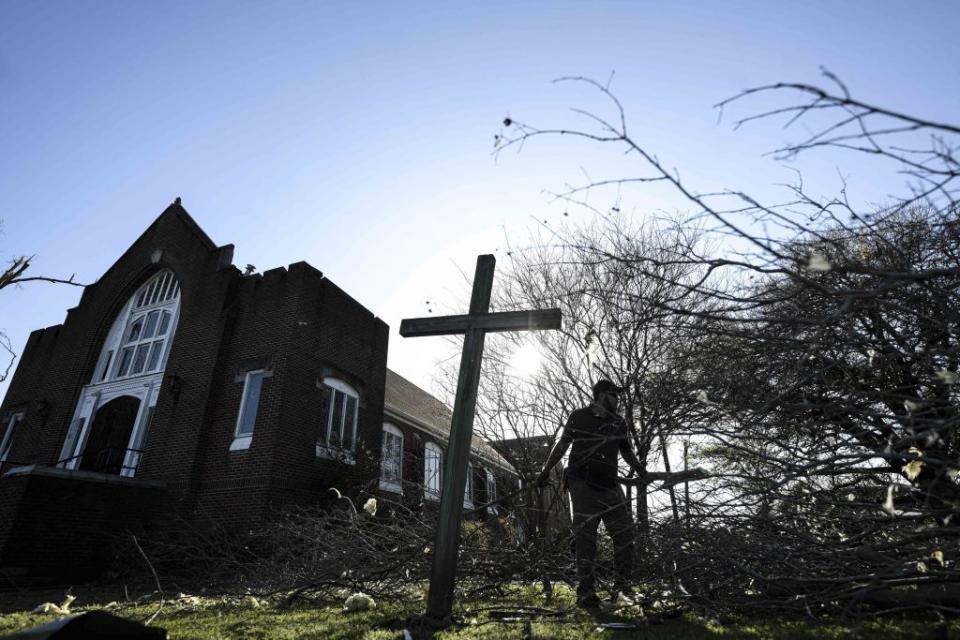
left=0, top=202, right=391, bottom=575
left=0, top=469, right=164, bottom=579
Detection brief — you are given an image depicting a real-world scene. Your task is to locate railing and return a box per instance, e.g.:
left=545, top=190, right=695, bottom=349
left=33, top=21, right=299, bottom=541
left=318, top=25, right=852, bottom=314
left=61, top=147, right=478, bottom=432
left=0, top=458, right=34, bottom=478
left=0, top=447, right=145, bottom=479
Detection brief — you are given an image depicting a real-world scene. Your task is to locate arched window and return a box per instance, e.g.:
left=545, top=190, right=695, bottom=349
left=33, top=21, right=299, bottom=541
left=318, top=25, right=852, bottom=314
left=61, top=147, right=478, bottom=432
left=317, top=377, right=359, bottom=462
left=60, top=270, right=179, bottom=476
left=93, top=270, right=181, bottom=383
left=424, top=441, right=442, bottom=500
left=380, top=422, right=403, bottom=493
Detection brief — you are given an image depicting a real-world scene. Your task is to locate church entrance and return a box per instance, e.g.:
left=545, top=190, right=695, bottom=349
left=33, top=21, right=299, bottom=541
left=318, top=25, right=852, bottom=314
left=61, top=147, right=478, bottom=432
left=79, top=395, right=140, bottom=474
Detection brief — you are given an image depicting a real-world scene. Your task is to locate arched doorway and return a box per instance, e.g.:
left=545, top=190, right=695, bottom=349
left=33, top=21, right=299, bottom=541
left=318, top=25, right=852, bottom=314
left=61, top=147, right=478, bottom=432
left=79, top=396, right=140, bottom=474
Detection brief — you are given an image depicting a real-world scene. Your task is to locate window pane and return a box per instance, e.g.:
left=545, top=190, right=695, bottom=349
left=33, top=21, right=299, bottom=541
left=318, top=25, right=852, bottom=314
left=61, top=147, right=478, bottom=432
left=425, top=446, right=441, bottom=493
left=131, top=344, right=150, bottom=374
left=382, top=431, right=401, bottom=483
left=127, top=318, right=143, bottom=343
left=318, top=385, right=333, bottom=445
left=157, top=273, right=171, bottom=302
left=157, top=311, right=171, bottom=336
left=0, top=414, right=22, bottom=459
left=142, top=311, right=160, bottom=339
left=343, top=395, right=358, bottom=450
left=98, top=350, right=114, bottom=382
left=236, top=372, right=264, bottom=437
left=117, top=347, right=134, bottom=377
left=144, top=280, right=157, bottom=306
left=145, top=341, right=164, bottom=372
left=149, top=278, right=162, bottom=304
left=329, top=391, right=344, bottom=448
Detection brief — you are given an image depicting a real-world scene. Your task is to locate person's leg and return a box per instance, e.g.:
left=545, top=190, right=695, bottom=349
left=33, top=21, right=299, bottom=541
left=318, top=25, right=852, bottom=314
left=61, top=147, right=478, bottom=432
left=569, top=478, right=603, bottom=602
left=601, top=487, right=635, bottom=593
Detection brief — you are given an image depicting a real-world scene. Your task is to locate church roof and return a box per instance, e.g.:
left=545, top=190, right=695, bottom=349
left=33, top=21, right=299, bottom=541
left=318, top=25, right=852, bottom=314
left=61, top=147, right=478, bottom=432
left=383, top=369, right=515, bottom=474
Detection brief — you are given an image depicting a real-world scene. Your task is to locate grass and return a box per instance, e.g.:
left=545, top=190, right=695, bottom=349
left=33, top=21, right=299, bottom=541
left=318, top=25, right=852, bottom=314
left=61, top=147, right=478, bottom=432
left=0, top=584, right=953, bottom=639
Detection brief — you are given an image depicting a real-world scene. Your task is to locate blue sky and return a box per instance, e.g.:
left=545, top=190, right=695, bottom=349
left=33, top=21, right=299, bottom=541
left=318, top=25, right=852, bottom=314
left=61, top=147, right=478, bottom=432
left=1, top=0, right=958, bottom=402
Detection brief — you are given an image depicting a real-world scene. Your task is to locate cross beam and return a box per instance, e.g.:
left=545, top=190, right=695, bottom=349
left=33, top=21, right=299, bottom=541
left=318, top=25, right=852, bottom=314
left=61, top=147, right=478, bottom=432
left=401, top=254, right=561, bottom=625
left=399, top=309, right=562, bottom=338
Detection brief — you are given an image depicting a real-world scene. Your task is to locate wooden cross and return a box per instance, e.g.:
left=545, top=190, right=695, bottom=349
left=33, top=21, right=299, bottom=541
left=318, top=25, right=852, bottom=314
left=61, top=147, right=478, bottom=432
left=400, top=254, right=562, bottom=624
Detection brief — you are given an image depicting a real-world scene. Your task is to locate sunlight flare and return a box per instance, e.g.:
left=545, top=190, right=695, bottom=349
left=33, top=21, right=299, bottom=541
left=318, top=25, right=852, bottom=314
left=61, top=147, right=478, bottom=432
left=507, top=343, right=543, bottom=379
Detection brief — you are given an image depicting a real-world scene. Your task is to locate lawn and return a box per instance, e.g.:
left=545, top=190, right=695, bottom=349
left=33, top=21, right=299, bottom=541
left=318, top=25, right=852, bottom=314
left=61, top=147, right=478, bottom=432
left=0, top=584, right=951, bottom=639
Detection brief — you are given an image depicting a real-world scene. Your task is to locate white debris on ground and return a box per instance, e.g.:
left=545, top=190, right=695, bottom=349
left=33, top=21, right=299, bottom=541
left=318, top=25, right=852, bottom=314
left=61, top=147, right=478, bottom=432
left=176, top=593, right=203, bottom=607
left=240, top=595, right=262, bottom=608
left=32, top=594, right=76, bottom=615
left=363, top=497, right=377, bottom=516
left=31, top=603, right=63, bottom=615
left=598, top=591, right=643, bottom=614
left=343, top=591, right=376, bottom=612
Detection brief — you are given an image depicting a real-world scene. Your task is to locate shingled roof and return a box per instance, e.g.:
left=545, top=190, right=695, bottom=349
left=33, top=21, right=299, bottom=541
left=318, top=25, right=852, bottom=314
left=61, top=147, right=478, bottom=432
left=384, top=368, right=515, bottom=473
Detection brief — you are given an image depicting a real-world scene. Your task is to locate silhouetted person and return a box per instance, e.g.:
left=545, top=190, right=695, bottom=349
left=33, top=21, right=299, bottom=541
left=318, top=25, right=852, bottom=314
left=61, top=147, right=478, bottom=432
left=535, top=379, right=644, bottom=608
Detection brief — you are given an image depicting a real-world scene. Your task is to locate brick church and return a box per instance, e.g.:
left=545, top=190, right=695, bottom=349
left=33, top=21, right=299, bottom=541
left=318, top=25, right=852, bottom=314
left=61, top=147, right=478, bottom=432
left=0, top=201, right=520, bottom=580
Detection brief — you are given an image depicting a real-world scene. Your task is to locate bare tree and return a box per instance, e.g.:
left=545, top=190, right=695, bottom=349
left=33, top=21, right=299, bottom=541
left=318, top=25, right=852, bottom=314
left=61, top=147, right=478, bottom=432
left=487, top=73, right=960, bottom=615
left=0, top=233, right=85, bottom=382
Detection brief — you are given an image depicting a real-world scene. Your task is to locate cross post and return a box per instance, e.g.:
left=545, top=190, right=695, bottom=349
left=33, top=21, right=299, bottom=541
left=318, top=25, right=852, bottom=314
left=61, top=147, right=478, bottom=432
left=399, top=254, right=561, bottom=624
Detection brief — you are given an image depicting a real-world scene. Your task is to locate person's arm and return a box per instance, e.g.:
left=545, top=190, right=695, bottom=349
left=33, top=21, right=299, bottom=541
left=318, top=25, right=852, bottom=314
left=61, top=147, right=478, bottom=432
left=619, top=437, right=647, bottom=480
left=620, top=468, right=710, bottom=487
left=535, top=430, right=572, bottom=487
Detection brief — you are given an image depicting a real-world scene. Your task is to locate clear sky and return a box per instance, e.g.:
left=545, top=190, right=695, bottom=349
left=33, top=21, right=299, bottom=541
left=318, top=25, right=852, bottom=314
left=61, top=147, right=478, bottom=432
left=1, top=0, right=958, bottom=403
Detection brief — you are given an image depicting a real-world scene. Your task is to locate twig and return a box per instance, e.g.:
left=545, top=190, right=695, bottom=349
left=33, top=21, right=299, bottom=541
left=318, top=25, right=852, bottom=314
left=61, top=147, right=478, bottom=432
left=130, top=532, right=165, bottom=625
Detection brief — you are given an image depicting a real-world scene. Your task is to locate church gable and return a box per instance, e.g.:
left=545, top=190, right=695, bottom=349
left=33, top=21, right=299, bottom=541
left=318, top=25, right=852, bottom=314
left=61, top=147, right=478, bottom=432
left=0, top=201, right=240, bottom=473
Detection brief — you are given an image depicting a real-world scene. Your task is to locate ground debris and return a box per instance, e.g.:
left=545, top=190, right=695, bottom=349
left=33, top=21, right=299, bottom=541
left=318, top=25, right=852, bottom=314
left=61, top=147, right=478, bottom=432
left=343, top=592, right=376, bottom=612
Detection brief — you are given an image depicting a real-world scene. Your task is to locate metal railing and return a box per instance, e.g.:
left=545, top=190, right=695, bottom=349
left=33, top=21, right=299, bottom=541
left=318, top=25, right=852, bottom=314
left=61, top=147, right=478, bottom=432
left=0, top=447, right=145, bottom=479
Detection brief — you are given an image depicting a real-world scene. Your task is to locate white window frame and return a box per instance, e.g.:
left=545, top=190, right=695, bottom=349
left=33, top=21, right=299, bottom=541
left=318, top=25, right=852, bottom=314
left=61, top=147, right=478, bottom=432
left=60, top=382, right=158, bottom=477
left=486, top=468, right=498, bottom=515
left=60, top=270, right=179, bottom=476
left=379, top=422, right=404, bottom=493
left=104, top=271, right=180, bottom=383
left=464, top=461, right=474, bottom=509
left=0, top=412, right=24, bottom=463
left=230, top=369, right=267, bottom=451
left=316, top=377, right=359, bottom=463
left=424, top=441, right=442, bottom=500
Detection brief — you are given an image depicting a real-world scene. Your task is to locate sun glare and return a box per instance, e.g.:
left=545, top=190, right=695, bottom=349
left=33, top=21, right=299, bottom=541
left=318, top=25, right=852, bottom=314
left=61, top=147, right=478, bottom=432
left=507, top=343, right=543, bottom=379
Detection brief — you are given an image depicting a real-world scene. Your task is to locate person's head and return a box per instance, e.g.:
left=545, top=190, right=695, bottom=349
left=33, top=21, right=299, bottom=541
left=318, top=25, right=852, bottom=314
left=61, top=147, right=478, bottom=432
left=592, top=379, right=624, bottom=412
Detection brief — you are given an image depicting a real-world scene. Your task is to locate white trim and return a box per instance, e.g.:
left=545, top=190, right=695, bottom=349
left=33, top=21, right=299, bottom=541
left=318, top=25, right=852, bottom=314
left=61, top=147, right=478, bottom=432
left=486, top=468, right=498, bottom=515
left=318, top=377, right=360, bottom=456
left=424, top=441, right=442, bottom=500
left=379, top=422, right=404, bottom=493
left=382, top=404, right=516, bottom=475
left=231, top=369, right=266, bottom=450
left=103, top=270, right=181, bottom=383
left=464, top=462, right=474, bottom=509
left=0, top=412, right=24, bottom=462
left=63, top=269, right=180, bottom=472
left=230, top=435, right=252, bottom=451
left=120, top=381, right=156, bottom=477
left=322, top=377, right=357, bottom=396
left=62, top=375, right=162, bottom=470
